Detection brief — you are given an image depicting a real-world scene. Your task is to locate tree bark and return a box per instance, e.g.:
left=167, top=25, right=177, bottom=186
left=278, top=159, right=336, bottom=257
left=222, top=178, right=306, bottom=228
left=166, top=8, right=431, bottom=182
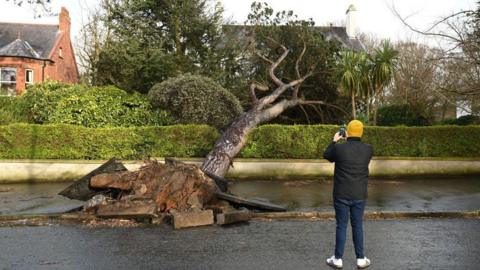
left=200, top=46, right=325, bottom=178
left=201, top=100, right=299, bottom=177
left=366, top=88, right=371, bottom=124
left=351, top=90, right=357, bottom=119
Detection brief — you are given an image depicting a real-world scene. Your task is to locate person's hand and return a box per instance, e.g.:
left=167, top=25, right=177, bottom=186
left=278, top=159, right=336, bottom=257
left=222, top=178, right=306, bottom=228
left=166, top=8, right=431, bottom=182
left=333, top=132, right=342, bottom=142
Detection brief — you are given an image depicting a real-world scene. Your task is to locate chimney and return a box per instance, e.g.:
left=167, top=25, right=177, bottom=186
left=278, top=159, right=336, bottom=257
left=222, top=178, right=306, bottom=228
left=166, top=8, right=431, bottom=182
left=346, top=4, right=357, bottom=39
left=59, top=7, right=71, bottom=35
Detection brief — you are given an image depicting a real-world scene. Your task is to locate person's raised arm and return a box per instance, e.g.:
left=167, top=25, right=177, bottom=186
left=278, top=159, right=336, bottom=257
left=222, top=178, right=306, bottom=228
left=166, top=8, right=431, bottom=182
left=323, top=132, right=343, bottom=162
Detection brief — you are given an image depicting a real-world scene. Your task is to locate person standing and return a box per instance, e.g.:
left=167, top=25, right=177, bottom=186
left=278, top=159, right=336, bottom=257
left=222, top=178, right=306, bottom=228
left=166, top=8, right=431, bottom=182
left=323, top=120, right=373, bottom=269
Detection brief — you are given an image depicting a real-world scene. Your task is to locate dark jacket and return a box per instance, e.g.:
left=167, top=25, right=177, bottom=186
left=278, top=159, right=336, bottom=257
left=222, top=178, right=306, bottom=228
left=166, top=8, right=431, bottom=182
left=323, top=137, right=373, bottom=200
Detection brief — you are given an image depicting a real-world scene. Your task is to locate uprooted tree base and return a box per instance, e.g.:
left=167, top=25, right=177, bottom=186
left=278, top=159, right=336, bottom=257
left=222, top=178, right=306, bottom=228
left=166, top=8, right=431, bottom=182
left=59, top=158, right=285, bottom=228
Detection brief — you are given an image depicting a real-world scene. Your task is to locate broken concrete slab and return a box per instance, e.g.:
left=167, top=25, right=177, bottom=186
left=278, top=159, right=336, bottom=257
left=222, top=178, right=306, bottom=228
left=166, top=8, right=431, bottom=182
left=90, top=171, right=136, bottom=190
left=215, top=192, right=286, bottom=212
left=58, top=158, right=128, bottom=201
left=96, top=200, right=157, bottom=219
left=216, top=209, right=252, bottom=225
left=172, top=210, right=214, bottom=229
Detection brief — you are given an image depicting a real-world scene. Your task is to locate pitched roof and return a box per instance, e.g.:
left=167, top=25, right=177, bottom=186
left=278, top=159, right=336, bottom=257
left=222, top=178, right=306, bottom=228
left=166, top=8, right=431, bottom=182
left=0, top=22, right=59, bottom=60
left=222, top=25, right=364, bottom=52
left=316, top=26, right=364, bottom=52
left=0, top=38, right=42, bottom=59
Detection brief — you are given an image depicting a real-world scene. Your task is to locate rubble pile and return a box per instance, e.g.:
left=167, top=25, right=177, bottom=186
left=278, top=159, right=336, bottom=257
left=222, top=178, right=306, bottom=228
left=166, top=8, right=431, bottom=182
left=59, top=158, right=286, bottom=229
left=89, top=161, right=218, bottom=212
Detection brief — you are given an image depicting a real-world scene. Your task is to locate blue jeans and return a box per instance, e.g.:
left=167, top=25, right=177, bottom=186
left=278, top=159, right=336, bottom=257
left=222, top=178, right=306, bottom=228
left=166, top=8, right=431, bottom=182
left=333, top=198, right=366, bottom=259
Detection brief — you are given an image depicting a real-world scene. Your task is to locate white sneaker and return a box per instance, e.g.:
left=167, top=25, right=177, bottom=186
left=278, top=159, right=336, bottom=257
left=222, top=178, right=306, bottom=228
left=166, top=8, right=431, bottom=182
left=357, top=257, right=371, bottom=269
left=326, top=255, right=343, bottom=269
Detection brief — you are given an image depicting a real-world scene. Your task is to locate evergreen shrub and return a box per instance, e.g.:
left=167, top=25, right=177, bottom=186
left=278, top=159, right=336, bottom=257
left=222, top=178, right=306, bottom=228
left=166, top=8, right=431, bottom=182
left=0, top=124, right=478, bottom=159
left=148, top=74, right=243, bottom=129
left=14, top=81, right=172, bottom=127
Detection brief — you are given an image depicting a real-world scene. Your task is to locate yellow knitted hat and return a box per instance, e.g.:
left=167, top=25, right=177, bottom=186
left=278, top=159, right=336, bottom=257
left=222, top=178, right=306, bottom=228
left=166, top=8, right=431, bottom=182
left=347, top=120, right=364, bottom=137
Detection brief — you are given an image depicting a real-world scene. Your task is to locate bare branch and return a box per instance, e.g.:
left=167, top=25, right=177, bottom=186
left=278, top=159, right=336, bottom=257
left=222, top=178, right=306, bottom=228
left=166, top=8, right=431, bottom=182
left=254, top=46, right=289, bottom=87
left=250, top=82, right=269, bottom=103
left=431, top=86, right=474, bottom=114
left=298, top=104, right=311, bottom=124
left=295, top=41, right=307, bottom=79
left=293, top=41, right=307, bottom=98
left=392, top=5, right=463, bottom=43
left=269, top=46, right=290, bottom=87
left=258, top=99, right=300, bottom=123
left=424, top=11, right=471, bottom=33
left=298, top=99, right=350, bottom=115
left=255, top=51, right=274, bottom=64
left=259, top=70, right=314, bottom=108
left=306, top=103, right=326, bottom=122
left=264, top=36, right=288, bottom=51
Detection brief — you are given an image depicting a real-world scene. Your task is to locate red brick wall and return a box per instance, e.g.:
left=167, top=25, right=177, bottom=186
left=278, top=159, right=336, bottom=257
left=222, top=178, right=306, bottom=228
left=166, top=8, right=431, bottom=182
left=46, top=7, right=79, bottom=84
left=0, top=57, right=53, bottom=94
left=0, top=7, right=79, bottom=95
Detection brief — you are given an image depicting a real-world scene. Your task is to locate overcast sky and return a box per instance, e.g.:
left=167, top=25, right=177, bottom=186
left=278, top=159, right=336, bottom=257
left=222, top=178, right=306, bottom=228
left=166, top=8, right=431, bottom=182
left=0, top=0, right=476, bottom=46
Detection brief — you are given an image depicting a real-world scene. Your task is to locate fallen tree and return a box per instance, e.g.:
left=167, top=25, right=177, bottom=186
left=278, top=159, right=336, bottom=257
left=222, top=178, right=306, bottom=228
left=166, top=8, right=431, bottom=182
left=200, top=41, right=339, bottom=176
left=59, top=3, right=342, bottom=227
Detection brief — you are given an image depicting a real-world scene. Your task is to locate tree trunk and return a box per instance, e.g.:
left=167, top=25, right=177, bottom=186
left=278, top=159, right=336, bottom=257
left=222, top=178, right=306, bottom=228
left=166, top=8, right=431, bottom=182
left=200, top=111, right=258, bottom=177
left=366, top=88, right=371, bottom=124
left=351, top=90, right=357, bottom=119
left=201, top=45, right=315, bottom=178
left=201, top=99, right=298, bottom=177
left=373, top=93, right=379, bottom=126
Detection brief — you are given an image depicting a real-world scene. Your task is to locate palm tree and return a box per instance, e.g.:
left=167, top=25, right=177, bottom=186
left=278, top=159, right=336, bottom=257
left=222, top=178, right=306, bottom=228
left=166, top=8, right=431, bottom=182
left=357, top=52, right=373, bottom=123
left=371, top=40, right=399, bottom=125
left=338, top=51, right=361, bottom=119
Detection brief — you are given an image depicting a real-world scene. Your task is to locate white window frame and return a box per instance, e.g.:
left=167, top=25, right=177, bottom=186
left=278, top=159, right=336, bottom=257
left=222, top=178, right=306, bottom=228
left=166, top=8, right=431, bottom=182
left=0, top=67, right=17, bottom=96
left=25, top=69, right=34, bottom=85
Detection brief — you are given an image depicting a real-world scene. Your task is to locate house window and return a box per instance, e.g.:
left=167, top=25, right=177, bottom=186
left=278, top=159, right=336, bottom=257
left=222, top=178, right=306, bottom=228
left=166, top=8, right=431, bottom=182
left=25, top=69, right=34, bottom=88
left=0, top=68, right=17, bottom=96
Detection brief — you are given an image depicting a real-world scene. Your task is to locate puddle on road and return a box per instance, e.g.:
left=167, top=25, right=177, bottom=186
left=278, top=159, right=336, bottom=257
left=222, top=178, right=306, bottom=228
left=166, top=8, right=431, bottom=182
left=0, top=178, right=479, bottom=215
left=229, top=177, right=480, bottom=212
left=0, top=182, right=83, bottom=215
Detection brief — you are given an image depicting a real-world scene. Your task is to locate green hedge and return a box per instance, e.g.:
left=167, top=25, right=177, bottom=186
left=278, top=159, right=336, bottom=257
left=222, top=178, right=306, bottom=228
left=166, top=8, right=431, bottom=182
left=0, top=124, right=218, bottom=160
left=240, top=124, right=480, bottom=158
left=0, top=124, right=478, bottom=159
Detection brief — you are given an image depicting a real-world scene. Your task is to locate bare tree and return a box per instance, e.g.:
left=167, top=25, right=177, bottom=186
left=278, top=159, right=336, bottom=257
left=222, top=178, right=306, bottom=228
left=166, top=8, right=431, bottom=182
left=392, top=3, right=480, bottom=115
left=76, top=5, right=111, bottom=85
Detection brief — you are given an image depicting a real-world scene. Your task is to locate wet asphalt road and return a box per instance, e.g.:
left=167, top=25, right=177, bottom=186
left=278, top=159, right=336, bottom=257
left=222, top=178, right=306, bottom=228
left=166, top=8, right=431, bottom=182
left=2, top=177, right=480, bottom=215
left=1, top=218, right=479, bottom=270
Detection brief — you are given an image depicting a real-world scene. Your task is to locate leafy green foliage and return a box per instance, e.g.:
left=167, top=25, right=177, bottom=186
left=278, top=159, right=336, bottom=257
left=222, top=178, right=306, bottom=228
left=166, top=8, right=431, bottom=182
left=336, top=40, right=399, bottom=123
left=18, top=81, right=172, bottom=127
left=0, top=96, right=29, bottom=125
left=95, top=37, right=178, bottom=93
left=91, top=0, right=235, bottom=93
left=19, top=81, right=86, bottom=124
left=456, top=114, right=480, bottom=125
left=337, top=51, right=361, bottom=118
left=0, top=124, right=218, bottom=160
left=0, top=123, right=477, bottom=159
left=148, top=74, right=243, bottom=129
left=242, top=2, right=342, bottom=123
left=377, top=104, right=429, bottom=126
left=241, top=124, right=480, bottom=158
left=240, top=125, right=338, bottom=158
left=440, top=115, right=480, bottom=125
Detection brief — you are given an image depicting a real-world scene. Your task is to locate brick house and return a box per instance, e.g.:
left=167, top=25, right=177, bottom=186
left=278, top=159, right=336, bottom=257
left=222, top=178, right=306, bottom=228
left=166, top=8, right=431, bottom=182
left=0, top=7, right=79, bottom=95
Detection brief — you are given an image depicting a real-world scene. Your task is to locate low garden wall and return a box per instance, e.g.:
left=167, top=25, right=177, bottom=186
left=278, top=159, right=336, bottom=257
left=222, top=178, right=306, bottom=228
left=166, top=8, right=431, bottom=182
left=0, top=123, right=478, bottom=182
left=0, top=158, right=479, bottom=183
